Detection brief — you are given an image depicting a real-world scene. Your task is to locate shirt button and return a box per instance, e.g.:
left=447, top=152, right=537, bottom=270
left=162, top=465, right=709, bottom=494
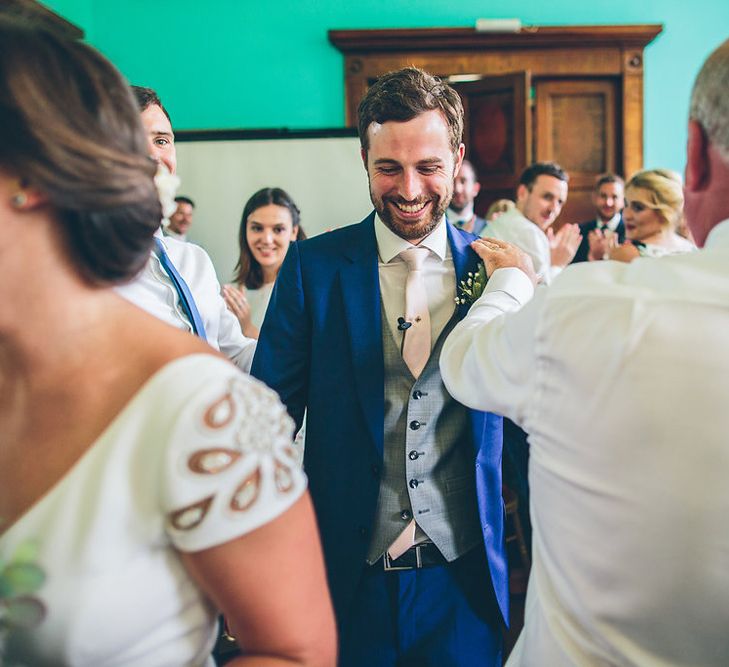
left=409, top=479, right=420, bottom=489
left=400, top=509, right=412, bottom=521
left=409, top=420, right=421, bottom=430
left=408, top=450, right=419, bottom=461
left=412, top=390, right=422, bottom=400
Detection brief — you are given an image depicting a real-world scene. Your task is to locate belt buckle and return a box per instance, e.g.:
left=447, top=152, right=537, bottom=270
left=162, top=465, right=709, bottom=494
left=382, top=545, right=423, bottom=571
left=383, top=550, right=412, bottom=571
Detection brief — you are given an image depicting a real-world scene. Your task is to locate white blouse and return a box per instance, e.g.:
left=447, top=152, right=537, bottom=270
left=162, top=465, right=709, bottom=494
left=1, top=354, right=306, bottom=666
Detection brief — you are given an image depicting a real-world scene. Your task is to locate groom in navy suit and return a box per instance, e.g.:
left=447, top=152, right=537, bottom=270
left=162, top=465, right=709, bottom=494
left=252, top=67, right=507, bottom=666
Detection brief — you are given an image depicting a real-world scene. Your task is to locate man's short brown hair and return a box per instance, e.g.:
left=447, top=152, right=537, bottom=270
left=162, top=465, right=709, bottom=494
left=357, top=67, right=464, bottom=156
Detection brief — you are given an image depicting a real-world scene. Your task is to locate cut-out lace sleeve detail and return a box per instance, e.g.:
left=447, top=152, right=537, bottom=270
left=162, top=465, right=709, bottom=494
left=162, top=367, right=306, bottom=552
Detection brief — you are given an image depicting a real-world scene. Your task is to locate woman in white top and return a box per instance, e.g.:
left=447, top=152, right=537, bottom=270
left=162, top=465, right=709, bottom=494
left=609, top=169, right=696, bottom=262
left=0, top=17, right=335, bottom=667
left=223, top=188, right=305, bottom=339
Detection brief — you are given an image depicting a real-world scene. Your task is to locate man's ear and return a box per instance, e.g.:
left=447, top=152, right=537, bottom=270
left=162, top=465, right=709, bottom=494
left=454, top=143, right=465, bottom=175
left=473, top=181, right=481, bottom=198
left=360, top=147, right=368, bottom=170
left=516, top=183, right=528, bottom=204
left=685, top=120, right=709, bottom=192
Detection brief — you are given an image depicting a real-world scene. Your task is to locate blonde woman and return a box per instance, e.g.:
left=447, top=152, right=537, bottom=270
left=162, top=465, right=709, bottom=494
left=610, top=169, right=695, bottom=262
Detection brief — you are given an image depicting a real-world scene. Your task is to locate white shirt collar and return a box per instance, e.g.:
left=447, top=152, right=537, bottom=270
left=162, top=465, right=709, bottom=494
left=448, top=203, right=475, bottom=224
left=374, top=213, right=449, bottom=263
left=704, top=218, right=729, bottom=249
left=598, top=212, right=622, bottom=232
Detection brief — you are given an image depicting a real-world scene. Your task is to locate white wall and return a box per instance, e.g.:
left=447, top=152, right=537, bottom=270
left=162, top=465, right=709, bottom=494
left=176, top=137, right=372, bottom=281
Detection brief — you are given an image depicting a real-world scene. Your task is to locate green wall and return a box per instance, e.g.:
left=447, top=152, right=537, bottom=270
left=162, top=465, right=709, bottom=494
left=45, top=0, right=729, bottom=174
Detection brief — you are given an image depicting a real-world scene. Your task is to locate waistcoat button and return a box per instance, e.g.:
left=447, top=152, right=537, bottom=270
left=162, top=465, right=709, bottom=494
left=412, top=390, right=422, bottom=400
left=408, top=450, right=419, bottom=461
left=409, top=420, right=421, bottom=430
left=409, top=478, right=419, bottom=489
left=400, top=509, right=412, bottom=521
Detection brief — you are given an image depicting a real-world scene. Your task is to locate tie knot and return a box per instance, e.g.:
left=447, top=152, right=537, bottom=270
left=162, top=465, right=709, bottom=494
left=399, top=246, right=429, bottom=271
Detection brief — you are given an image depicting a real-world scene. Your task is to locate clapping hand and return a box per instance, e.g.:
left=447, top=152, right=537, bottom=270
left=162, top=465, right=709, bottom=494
left=223, top=284, right=257, bottom=338
left=547, top=223, right=582, bottom=267
left=587, top=228, right=618, bottom=261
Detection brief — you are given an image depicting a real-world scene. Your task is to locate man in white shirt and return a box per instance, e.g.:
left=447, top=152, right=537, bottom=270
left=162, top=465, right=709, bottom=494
left=116, top=86, right=255, bottom=371
left=164, top=195, right=195, bottom=241
left=481, top=162, right=581, bottom=285
left=572, top=173, right=626, bottom=262
left=440, top=37, right=729, bottom=666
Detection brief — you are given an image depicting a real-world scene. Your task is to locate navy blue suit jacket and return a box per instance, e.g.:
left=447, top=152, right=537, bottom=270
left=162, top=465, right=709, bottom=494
left=251, top=213, right=509, bottom=628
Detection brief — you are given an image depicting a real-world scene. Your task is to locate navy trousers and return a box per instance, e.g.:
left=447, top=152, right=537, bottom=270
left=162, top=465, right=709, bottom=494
left=339, top=546, right=503, bottom=667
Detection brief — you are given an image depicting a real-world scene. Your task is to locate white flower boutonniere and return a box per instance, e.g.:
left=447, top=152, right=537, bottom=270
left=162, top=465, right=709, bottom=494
left=455, top=263, right=489, bottom=307
left=154, top=164, right=180, bottom=227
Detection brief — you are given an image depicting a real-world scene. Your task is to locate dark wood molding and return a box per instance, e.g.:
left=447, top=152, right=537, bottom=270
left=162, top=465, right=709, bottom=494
left=328, top=25, right=663, bottom=54
left=1, top=0, right=84, bottom=39
left=175, top=127, right=358, bottom=143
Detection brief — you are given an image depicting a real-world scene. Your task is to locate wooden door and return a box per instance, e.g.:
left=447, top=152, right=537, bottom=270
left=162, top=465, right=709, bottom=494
left=535, top=79, right=620, bottom=226
left=455, top=72, right=531, bottom=218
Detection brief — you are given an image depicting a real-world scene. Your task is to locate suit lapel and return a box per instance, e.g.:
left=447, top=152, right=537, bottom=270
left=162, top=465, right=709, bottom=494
left=340, top=213, right=385, bottom=457
left=447, top=222, right=480, bottom=322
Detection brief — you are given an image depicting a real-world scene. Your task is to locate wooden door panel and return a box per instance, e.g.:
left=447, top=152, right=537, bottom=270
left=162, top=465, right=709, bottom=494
left=536, top=79, right=619, bottom=225
left=455, top=72, right=531, bottom=217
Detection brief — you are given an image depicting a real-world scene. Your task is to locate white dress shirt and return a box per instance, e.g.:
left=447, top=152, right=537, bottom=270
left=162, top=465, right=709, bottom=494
left=440, top=219, right=729, bottom=666
left=481, top=207, right=562, bottom=285
left=375, top=214, right=456, bottom=350
left=117, top=231, right=256, bottom=372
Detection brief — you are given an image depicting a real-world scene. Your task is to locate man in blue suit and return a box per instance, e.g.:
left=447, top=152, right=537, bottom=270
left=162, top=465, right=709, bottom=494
left=252, top=67, right=507, bottom=666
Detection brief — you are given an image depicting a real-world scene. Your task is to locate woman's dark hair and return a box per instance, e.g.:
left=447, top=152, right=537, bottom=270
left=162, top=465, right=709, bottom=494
left=0, top=16, right=161, bottom=285
left=233, top=187, right=306, bottom=289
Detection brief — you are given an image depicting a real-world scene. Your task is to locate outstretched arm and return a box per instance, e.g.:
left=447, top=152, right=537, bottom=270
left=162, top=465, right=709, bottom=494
left=251, top=243, right=309, bottom=429
left=441, top=238, right=542, bottom=426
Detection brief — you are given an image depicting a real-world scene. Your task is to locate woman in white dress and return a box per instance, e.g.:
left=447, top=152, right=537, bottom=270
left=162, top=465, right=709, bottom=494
left=223, top=188, right=305, bottom=339
left=0, top=17, right=335, bottom=667
left=609, top=169, right=696, bottom=262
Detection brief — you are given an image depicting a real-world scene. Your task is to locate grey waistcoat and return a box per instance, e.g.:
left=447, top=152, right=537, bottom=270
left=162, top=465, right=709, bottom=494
left=366, top=306, right=482, bottom=563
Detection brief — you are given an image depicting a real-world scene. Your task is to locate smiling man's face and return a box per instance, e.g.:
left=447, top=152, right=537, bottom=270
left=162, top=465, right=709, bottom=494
left=363, top=109, right=463, bottom=244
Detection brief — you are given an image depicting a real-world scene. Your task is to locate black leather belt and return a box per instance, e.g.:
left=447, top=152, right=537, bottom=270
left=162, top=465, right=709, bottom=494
left=381, top=542, right=447, bottom=571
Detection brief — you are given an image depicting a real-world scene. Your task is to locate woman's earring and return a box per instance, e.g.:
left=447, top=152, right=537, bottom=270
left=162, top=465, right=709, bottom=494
left=11, top=192, right=28, bottom=208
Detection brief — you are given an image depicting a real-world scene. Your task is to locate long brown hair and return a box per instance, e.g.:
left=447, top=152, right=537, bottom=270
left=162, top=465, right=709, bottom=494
left=233, top=187, right=306, bottom=289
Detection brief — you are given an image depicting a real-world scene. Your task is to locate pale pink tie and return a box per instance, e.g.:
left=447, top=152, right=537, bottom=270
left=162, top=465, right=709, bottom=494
left=387, top=246, right=431, bottom=561
left=399, top=246, right=431, bottom=379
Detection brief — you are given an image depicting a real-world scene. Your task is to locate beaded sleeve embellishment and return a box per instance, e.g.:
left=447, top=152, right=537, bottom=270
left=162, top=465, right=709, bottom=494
left=168, top=376, right=299, bottom=532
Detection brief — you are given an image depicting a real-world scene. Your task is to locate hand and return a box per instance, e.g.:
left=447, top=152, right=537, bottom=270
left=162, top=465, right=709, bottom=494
left=587, top=228, right=618, bottom=261
left=223, top=284, right=257, bottom=338
left=471, top=237, right=538, bottom=287
left=608, top=242, right=640, bottom=263
left=547, top=223, right=582, bottom=267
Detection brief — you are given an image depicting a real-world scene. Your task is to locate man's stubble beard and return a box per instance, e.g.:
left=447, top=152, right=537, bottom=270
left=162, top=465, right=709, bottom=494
left=368, top=180, right=454, bottom=242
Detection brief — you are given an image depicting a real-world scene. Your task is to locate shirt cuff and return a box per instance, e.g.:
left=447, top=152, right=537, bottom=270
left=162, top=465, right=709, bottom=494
left=481, top=267, right=535, bottom=305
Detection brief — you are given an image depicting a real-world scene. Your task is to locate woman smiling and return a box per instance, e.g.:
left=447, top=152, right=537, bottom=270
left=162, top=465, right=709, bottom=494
left=223, top=187, right=306, bottom=339
left=609, top=169, right=695, bottom=262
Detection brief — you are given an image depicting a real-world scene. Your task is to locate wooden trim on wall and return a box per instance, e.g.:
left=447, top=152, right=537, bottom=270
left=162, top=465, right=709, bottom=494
left=329, top=25, right=662, bottom=53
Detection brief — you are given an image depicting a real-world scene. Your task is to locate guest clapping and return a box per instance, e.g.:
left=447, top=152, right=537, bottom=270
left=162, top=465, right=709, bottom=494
left=224, top=187, right=305, bottom=339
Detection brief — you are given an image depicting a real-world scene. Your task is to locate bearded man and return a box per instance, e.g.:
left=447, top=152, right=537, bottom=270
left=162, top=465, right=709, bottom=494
left=252, top=67, right=507, bottom=666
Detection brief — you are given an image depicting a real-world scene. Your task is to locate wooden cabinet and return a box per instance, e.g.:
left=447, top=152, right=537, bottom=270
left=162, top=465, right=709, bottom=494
left=329, top=25, right=661, bottom=225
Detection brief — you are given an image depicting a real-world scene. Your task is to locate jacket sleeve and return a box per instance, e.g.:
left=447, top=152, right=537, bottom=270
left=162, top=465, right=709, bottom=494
left=250, top=242, right=310, bottom=430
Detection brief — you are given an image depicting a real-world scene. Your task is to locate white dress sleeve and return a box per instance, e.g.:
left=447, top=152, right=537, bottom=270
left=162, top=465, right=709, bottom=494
left=159, top=360, right=307, bottom=552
